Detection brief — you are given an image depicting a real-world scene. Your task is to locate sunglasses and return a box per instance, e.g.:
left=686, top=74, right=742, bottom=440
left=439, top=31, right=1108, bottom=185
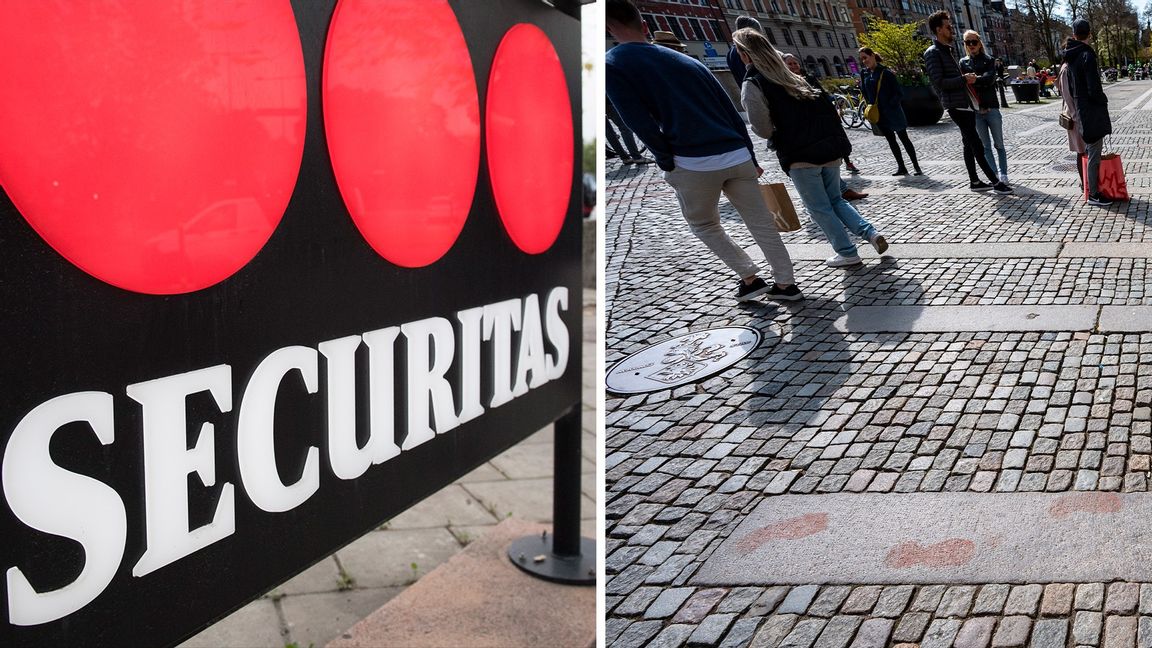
left=964, top=39, right=980, bottom=45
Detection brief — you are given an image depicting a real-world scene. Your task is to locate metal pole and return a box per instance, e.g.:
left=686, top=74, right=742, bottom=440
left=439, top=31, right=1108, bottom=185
left=507, top=406, right=595, bottom=585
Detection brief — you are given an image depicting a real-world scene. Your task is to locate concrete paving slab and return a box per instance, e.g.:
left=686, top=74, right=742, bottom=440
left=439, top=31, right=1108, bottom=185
left=1099, top=306, right=1152, bottom=332
left=325, top=519, right=594, bottom=648
left=177, top=598, right=284, bottom=648
left=455, top=461, right=508, bottom=483
left=335, top=528, right=463, bottom=588
left=832, top=305, right=1099, bottom=333
left=489, top=442, right=556, bottom=479
left=273, top=556, right=345, bottom=596
left=693, top=493, right=1152, bottom=585
left=746, top=242, right=1062, bottom=262
left=1062, top=242, right=1152, bottom=258
left=384, top=483, right=498, bottom=530
left=464, top=477, right=586, bottom=522
left=283, top=587, right=404, bottom=648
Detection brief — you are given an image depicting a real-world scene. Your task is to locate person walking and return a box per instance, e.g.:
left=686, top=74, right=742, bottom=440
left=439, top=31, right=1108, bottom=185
left=995, top=57, right=1010, bottom=107
left=859, top=47, right=922, bottom=176
left=605, top=0, right=803, bottom=302
left=923, top=11, right=1012, bottom=194
left=959, top=31, right=1011, bottom=186
left=1061, top=19, right=1113, bottom=206
left=734, top=28, right=890, bottom=268
left=781, top=53, right=867, bottom=197
left=726, top=15, right=762, bottom=83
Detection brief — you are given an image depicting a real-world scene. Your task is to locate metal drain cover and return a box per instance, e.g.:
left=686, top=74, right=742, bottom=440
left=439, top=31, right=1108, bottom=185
left=606, top=326, right=762, bottom=395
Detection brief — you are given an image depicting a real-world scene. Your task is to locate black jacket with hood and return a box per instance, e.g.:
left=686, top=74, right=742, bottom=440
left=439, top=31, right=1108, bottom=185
left=1063, top=37, right=1112, bottom=143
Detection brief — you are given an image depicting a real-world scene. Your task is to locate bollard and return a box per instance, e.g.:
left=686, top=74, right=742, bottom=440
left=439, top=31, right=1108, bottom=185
left=507, top=405, right=596, bottom=584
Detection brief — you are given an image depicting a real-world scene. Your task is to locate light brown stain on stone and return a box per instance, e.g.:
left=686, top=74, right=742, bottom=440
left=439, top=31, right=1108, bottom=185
left=884, top=539, right=975, bottom=569
left=735, top=512, right=828, bottom=554
left=1049, top=492, right=1123, bottom=518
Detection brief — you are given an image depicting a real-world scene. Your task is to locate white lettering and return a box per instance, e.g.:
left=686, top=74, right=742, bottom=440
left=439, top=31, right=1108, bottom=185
left=544, top=287, right=570, bottom=380
left=483, top=299, right=521, bottom=407
left=127, top=366, right=235, bottom=577
left=401, top=317, right=459, bottom=450
left=238, top=346, right=320, bottom=512
left=3, top=392, right=126, bottom=625
left=454, top=306, right=485, bottom=425
left=514, top=293, right=549, bottom=394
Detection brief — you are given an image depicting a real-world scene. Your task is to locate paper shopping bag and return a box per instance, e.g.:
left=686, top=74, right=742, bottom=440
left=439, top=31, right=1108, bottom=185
left=759, top=182, right=801, bottom=232
left=1082, top=153, right=1129, bottom=201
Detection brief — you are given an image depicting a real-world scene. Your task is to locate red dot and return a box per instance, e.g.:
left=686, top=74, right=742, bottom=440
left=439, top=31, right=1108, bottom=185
left=323, top=0, right=481, bottom=268
left=486, top=24, right=573, bottom=255
left=0, top=2, right=307, bottom=294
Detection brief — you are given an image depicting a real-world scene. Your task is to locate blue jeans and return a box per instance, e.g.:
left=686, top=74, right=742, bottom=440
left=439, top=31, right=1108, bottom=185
left=975, top=109, right=1008, bottom=178
left=788, top=165, right=877, bottom=257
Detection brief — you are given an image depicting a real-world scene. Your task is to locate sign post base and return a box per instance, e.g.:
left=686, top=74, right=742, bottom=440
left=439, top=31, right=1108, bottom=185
left=506, top=405, right=595, bottom=585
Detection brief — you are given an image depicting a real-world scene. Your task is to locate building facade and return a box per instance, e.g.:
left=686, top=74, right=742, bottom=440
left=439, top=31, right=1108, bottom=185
left=621, top=0, right=862, bottom=78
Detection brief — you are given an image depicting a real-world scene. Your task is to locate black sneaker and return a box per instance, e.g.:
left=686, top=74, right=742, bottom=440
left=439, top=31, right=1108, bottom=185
left=992, top=182, right=1013, bottom=194
left=970, top=181, right=993, bottom=192
left=766, top=284, right=804, bottom=301
left=736, top=277, right=770, bottom=301
left=1087, top=193, right=1114, bottom=206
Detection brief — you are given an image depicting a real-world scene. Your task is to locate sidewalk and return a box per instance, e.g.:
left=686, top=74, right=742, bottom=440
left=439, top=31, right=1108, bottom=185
left=606, top=80, right=1152, bottom=647
left=181, top=288, right=596, bottom=648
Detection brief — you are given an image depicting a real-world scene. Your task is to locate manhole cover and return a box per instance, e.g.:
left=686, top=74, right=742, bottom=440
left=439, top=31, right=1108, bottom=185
left=606, top=326, right=763, bottom=395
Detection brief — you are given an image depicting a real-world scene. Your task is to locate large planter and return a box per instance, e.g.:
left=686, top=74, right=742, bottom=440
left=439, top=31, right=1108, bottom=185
left=901, top=84, right=944, bottom=126
left=1010, top=80, right=1041, bottom=103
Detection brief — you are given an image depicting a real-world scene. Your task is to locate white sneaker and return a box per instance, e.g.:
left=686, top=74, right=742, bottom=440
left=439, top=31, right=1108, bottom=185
left=826, top=254, right=863, bottom=267
left=868, top=233, right=889, bottom=254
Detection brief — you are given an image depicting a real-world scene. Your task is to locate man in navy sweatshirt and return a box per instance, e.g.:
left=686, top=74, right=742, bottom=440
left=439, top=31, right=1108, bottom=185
left=605, top=0, right=802, bottom=303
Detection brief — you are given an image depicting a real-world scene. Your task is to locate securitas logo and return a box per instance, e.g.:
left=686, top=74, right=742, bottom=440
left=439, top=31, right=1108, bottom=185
left=0, top=0, right=573, bottom=294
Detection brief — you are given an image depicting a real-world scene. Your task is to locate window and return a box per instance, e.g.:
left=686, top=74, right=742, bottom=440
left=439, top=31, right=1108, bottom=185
left=841, top=33, right=850, bottom=47
left=667, top=18, right=684, bottom=40
left=787, top=0, right=797, bottom=14
left=826, top=32, right=835, bottom=46
left=818, top=4, right=826, bottom=18
left=771, top=0, right=782, bottom=11
left=802, top=1, right=811, bottom=15
left=783, top=29, right=794, bottom=45
left=766, top=27, right=777, bottom=44
left=690, top=19, right=706, bottom=40
left=798, top=30, right=808, bottom=45
left=641, top=14, right=659, bottom=34
left=753, top=0, right=766, bottom=9
left=725, top=0, right=740, bottom=8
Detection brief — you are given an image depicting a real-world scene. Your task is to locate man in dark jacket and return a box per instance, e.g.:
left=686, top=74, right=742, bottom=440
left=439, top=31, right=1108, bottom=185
left=606, top=0, right=802, bottom=303
left=726, top=15, right=762, bottom=83
left=1064, top=19, right=1113, bottom=206
left=923, top=11, right=1011, bottom=194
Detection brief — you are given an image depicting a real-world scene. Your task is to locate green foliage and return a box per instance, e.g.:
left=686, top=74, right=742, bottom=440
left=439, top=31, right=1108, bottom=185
left=819, top=77, right=859, bottom=95
left=858, top=20, right=931, bottom=87
left=583, top=140, right=596, bottom=173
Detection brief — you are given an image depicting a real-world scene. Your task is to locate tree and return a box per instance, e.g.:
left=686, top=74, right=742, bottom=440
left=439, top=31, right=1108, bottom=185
left=858, top=19, right=932, bottom=86
left=1011, top=0, right=1065, bottom=62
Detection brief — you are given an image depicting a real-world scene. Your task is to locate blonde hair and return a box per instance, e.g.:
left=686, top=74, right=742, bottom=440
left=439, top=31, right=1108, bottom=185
left=733, top=28, right=821, bottom=101
left=963, top=30, right=985, bottom=56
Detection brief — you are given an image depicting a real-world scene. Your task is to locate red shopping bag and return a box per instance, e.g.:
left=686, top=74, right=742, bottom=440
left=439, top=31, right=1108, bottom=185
left=1081, top=153, right=1129, bottom=201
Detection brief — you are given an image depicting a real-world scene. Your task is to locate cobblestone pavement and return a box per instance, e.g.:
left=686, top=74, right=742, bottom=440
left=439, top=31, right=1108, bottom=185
left=605, top=80, right=1152, bottom=647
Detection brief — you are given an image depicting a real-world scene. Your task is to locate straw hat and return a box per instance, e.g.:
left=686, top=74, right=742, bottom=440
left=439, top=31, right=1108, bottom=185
left=652, top=31, right=687, bottom=53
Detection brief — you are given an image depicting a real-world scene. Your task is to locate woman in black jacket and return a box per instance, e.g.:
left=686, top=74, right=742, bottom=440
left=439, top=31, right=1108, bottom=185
left=735, top=28, right=889, bottom=267
left=959, top=31, right=1010, bottom=185
left=859, top=47, right=921, bottom=175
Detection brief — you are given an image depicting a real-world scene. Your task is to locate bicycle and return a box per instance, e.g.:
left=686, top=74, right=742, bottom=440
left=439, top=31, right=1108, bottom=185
left=834, top=85, right=865, bottom=128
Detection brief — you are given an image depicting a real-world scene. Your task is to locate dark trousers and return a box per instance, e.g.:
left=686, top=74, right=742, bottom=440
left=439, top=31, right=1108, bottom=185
left=947, top=108, right=998, bottom=184
left=883, top=129, right=919, bottom=172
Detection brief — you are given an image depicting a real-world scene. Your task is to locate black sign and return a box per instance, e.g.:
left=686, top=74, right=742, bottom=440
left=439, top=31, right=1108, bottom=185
left=0, top=1, right=582, bottom=645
